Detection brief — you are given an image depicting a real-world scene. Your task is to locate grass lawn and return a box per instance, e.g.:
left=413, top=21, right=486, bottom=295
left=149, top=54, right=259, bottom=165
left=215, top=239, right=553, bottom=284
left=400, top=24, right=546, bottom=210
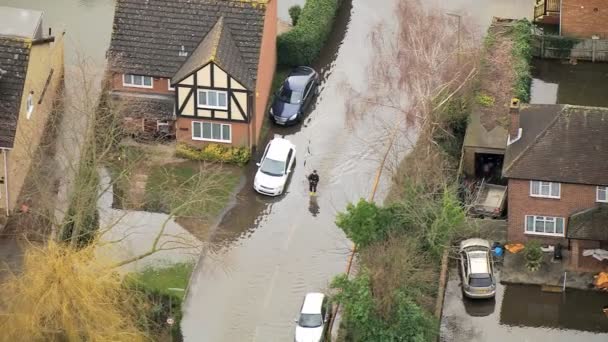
left=144, top=161, right=241, bottom=218
left=134, top=262, right=194, bottom=297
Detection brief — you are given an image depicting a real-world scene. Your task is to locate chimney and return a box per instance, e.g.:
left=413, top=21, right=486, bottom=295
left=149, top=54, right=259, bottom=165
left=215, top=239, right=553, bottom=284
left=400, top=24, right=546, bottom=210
left=509, top=98, right=520, bottom=141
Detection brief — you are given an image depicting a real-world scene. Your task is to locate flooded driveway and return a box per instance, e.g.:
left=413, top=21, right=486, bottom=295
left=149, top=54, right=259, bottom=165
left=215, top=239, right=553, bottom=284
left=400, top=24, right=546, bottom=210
left=441, top=267, right=608, bottom=342
left=181, top=0, right=403, bottom=340
left=531, top=59, right=608, bottom=106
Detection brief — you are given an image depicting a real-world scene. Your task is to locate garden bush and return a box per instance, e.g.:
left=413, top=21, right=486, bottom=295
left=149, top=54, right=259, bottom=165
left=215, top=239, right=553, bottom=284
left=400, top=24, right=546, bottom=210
left=176, top=143, right=251, bottom=166
left=288, top=5, right=302, bottom=26
left=277, top=0, right=341, bottom=66
left=511, top=19, right=533, bottom=102
left=525, top=240, right=543, bottom=271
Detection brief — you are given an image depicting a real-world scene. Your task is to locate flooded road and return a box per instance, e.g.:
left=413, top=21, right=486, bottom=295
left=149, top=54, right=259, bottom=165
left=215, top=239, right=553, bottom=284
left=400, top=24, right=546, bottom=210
left=531, top=59, right=608, bottom=106
left=181, top=0, right=404, bottom=340
left=441, top=267, right=608, bottom=342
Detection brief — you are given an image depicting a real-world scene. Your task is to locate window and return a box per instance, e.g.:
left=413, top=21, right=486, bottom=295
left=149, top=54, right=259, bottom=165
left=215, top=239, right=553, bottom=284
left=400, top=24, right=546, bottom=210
left=192, top=121, right=231, bottom=143
left=26, top=92, right=34, bottom=119
left=530, top=181, right=560, bottom=198
left=525, top=215, right=565, bottom=236
left=123, top=74, right=153, bottom=88
left=197, top=89, right=228, bottom=110
left=598, top=186, right=608, bottom=203
left=168, top=79, right=175, bottom=91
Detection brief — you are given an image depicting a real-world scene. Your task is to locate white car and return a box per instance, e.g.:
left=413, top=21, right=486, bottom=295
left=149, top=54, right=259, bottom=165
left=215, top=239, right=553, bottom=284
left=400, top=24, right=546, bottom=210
left=459, top=238, right=496, bottom=299
left=253, top=137, right=296, bottom=196
left=294, top=292, right=329, bottom=342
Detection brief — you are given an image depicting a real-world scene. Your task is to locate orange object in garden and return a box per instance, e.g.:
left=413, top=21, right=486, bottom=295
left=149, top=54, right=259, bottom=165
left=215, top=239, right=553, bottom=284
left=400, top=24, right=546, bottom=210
left=505, top=243, right=525, bottom=254
left=594, top=272, right=608, bottom=289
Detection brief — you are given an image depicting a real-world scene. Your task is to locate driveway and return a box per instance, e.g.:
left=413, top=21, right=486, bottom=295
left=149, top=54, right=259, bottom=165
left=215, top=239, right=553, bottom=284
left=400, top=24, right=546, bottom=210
left=440, top=267, right=608, bottom=341
left=180, top=0, right=404, bottom=340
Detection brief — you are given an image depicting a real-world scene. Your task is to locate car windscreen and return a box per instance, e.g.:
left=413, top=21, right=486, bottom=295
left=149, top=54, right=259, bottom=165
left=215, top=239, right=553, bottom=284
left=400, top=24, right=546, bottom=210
left=260, top=158, right=286, bottom=177
left=278, top=86, right=303, bottom=104
left=298, top=313, right=323, bottom=328
left=469, top=273, right=492, bottom=287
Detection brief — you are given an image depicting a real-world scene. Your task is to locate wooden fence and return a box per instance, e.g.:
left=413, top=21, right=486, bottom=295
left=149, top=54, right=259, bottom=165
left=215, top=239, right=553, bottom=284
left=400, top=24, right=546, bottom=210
left=532, top=34, right=608, bottom=62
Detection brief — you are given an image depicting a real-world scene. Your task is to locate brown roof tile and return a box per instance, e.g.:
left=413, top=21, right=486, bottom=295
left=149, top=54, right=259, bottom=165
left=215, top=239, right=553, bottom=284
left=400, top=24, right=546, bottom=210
left=0, top=37, right=30, bottom=148
left=503, top=105, right=608, bottom=185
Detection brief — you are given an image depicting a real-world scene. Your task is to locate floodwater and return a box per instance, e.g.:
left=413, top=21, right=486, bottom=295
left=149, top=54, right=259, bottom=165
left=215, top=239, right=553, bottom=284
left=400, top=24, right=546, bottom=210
left=181, top=0, right=407, bottom=340
left=531, top=58, right=608, bottom=106
left=441, top=267, right=608, bottom=342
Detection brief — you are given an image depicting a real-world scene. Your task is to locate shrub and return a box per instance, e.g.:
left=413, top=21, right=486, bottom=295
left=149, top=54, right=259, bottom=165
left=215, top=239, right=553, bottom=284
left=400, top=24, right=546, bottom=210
left=288, top=5, right=302, bottom=26
left=176, top=143, right=251, bottom=166
left=277, top=0, right=341, bottom=66
left=511, top=19, right=533, bottom=102
left=475, top=93, right=495, bottom=107
left=524, top=240, right=543, bottom=271
left=335, top=199, right=397, bottom=247
left=331, top=271, right=437, bottom=341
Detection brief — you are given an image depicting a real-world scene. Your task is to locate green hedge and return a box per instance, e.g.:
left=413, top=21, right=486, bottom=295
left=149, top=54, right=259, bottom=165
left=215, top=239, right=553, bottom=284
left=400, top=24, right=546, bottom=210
left=277, top=0, right=341, bottom=66
left=511, top=19, right=533, bottom=102
left=176, top=143, right=251, bottom=166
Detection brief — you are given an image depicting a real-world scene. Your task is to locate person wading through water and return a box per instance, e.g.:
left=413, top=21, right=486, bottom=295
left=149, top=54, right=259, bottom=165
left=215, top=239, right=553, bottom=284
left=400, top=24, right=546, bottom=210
left=308, top=170, right=319, bottom=196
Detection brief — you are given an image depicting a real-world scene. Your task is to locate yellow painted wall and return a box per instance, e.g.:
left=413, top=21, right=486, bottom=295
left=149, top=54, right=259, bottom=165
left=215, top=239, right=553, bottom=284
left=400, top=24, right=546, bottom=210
left=0, top=33, right=65, bottom=213
left=197, top=64, right=211, bottom=87
left=214, top=66, right=228, bottom=88
left=178, top=87, right=194, bottom=116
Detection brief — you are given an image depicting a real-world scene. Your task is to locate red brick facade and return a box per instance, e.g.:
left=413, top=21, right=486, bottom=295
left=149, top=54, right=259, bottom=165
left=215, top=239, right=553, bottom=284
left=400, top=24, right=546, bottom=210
left=252, top=0, right=277, bottom=149
left=561, top=0, right=608, bottom=38
left=507, top=179, right=598, bottom=244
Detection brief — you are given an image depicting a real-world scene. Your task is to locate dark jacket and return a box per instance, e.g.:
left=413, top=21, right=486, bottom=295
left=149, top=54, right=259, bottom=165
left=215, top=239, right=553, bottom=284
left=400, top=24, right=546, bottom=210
left=308, top=173, right=319, bottom=184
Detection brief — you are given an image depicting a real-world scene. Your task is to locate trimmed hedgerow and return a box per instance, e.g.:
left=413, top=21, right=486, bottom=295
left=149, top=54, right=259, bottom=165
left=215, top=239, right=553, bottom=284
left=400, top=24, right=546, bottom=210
left=277, top=0, right=341, bottom=66
left=176, top=143, right=251, bottom=166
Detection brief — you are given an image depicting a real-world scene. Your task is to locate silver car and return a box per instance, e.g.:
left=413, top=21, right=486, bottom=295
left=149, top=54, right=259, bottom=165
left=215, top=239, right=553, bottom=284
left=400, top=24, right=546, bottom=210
left=459, top=238, right=496, bottom=299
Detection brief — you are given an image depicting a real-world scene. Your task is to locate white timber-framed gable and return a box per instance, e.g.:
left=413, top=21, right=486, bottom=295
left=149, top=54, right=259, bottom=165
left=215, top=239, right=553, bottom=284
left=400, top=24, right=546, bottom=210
left=173, top=62, right=250, bottom=123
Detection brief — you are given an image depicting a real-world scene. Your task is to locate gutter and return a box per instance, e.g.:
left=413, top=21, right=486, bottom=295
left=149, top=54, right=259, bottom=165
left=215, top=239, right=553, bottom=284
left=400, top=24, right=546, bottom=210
left=2, top=148, right=9, bottom=216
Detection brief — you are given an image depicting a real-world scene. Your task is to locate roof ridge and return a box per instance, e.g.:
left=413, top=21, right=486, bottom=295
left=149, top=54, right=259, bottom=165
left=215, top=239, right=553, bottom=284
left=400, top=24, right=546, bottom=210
left=209, top=16, right=224, bottom=62
left=504, top=105, right=563, bottom=175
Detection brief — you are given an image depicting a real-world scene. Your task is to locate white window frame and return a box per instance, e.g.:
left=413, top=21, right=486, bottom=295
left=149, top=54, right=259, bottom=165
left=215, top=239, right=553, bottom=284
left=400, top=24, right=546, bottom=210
left=26, top=93, right=34, bottom=119
left=525, top=215, right=565, bottom=237
left=597, top=186, right=608, bottom=203
left=529, top=180, right=561, bottom=199
left=197, top=89, right=228, bottom=110
left=123, top=74, right=153, bottom=89
left=167, top=79, right=175, bottom=91
left=191, top=121, right=231, bottom=143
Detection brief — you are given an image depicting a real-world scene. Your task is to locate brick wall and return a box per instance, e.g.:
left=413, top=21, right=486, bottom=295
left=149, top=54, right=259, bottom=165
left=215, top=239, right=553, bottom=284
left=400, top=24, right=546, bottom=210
left=561, top=0, right=608, bottom=38
left=507, top=179, right=598, bottom=244
left=175, top=117, right=250, bottom=148
left=252, top=0, right=277, bottom=149
left=0, top=33, right=65, bottom=213
left=111, top=73, right=174, bottom=95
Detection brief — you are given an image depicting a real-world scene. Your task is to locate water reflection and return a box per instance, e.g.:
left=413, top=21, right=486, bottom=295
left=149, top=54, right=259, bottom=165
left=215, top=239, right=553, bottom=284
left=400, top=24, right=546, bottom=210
left=308, top=196, right=320, bottom=217
left=500, top=284, right=608, bottom=333
left=531, top=59, right=608, bottom=107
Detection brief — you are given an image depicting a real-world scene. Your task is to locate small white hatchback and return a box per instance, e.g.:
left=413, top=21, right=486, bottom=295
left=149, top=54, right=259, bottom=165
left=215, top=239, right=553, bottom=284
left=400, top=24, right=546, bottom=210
left=253, top=137, right=296, bottom=196
left=294, top=292, right=329, bottom=342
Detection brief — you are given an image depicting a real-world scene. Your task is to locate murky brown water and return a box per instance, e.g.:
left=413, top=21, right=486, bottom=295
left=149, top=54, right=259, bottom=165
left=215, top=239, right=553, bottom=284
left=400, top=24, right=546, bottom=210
left=531, top=59, right=608, bottom=106
left=181, top=0, right=405, bottom=340
left=441, top=267, right=608, bottom=342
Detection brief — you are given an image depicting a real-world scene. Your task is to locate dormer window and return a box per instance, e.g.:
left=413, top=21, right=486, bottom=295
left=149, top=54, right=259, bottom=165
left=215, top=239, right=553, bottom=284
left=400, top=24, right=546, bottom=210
left=123, top=74, right=153, bottom=88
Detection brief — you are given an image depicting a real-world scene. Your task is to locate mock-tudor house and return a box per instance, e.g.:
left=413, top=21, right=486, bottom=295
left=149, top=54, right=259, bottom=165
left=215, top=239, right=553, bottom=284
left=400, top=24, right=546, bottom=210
left=0, top=7, right=64, bottom=217
left=108, top=0, right=277, bottom=148
left=502, top=100, right=608, bottom=270
left=534, top=0, right=608, bottom=38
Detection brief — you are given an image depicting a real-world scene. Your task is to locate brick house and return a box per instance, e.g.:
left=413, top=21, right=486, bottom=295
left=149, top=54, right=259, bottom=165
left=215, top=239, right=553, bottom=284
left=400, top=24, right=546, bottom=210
left=0, top=7, right=64, bottom=216
left=534, top=0, right=608, bottom=38
left=503, top=101, right=608, bottom=270
left=108, top=0, right=277, bottom=148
